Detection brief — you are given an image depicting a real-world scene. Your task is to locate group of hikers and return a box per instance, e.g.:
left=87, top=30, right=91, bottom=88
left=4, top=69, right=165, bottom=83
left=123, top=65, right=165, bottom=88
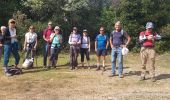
left=0, top=19, right=161, bottom=82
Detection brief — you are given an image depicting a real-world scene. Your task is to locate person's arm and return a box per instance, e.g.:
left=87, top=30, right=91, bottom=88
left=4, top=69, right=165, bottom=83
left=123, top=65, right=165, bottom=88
left=125, top=32, right=131, bottom=47
left=59, top=35, right=63, bottom=44
left=88, top=37, right=90, bottom=52
left=43, top=29, right=48, bottom=42
left=110, top=33, right=113, bottom=48
left=34, top=35, right=38, bottom=49
left=68, top=34, right=74, bottom=45
left=106, top=36, right=109, bottom=49
left=95, top=36, right=98, bottom=52
left=77, top=35, right=81, bottom=45
left=23, top=35, right=27, bottom=51
left=50, top=33, right=55, bottom=42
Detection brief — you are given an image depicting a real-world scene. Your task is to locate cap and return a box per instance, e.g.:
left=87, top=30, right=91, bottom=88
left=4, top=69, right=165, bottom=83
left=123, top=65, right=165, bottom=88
left=83, top=29, right=87, bottom=32
left=73, top=27, right=77, bottom=30
left=146, top=22, right=154, bottom=29
left=54, top=26, right=60, bottom=30
left=48, top=21, right=53, bottom=25
left=1, top=26, right=6, bottom=30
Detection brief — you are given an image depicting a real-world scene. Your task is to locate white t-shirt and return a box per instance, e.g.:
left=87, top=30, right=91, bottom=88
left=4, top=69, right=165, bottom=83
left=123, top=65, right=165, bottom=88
left=81, top=36, right=90, bottom=48
left=25, top=32, right=37, bottom=43
left=9, top=28, right=18, bottom=43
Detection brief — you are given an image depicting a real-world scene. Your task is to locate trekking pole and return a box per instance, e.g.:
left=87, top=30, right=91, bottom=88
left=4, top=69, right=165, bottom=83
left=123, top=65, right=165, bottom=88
left=35, top=49, right=38, bottom=67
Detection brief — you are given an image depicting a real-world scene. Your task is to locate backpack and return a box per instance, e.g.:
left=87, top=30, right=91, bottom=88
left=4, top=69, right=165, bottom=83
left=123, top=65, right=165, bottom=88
left=22, top=58, right=34, bottom=69
left=8, top=66, right=23, bottom=75
left=81, top=35, right=90, bottom=44
left=111, top=30, right=127, bottom=44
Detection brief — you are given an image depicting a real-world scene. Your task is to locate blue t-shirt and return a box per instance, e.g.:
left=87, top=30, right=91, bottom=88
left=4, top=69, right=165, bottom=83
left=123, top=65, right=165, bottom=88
left=95, top=34, right=108, bottom=50
left=51, top=34, right=62, bottom=48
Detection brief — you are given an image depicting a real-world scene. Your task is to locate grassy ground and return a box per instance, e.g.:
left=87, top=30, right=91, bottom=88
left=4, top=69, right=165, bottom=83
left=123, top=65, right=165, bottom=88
left=0, top=52, right=170, bottom=100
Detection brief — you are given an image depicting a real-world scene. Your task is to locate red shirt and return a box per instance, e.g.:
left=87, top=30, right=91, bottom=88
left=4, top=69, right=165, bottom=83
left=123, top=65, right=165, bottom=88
left=43, top=28, right=53, bottom=40
left=140, top=31, right=157, bottom=47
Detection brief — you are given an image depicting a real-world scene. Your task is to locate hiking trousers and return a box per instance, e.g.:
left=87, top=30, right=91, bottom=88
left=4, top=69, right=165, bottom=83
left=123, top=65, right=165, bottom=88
left=140, top=47, right=156, bottom=78
left=70, top=46, right=79, bottom=67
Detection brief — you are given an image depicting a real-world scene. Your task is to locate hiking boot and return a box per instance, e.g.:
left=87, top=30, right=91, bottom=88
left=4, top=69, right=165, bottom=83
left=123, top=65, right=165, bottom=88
left=70, top=66, right=75, bottom=70
left=5, top=72, right=12, bottom=77
left=96, top=66, right=100, bottom=71
left=108, top=74, right=115, bottom=77
left=102, top=67, right=106, bottom=72
left=139, top=76, right=146, bottom=81
left=151, top=77, right=156, bottom=82
left=119, top=74, right=124, bottom=78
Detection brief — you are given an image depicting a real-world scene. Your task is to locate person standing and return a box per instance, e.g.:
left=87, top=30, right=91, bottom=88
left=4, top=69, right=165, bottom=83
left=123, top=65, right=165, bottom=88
left=3, top=19, right=20, bottom=76
left=68, top=27, right=81, bottom=70
left=139, top=22, right=161, bottom=82
left=0, top=26, right=6, bottom=61
left=48, top=26, right=62, bottom=69
left=95, top=27, right=109, bottom=71
left=80, top=29, right=90, bottom=69
left=109, top=21, right=131, bottom=78
left=23, top=25, right=38, bottom=66
left=43, top=21, right=54, bottom=68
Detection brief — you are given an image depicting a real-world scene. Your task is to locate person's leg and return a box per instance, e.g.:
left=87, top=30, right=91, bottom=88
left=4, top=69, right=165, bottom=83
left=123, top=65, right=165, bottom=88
left=110, top=48, right=117, bottom=76
left=48, top=47, right=54, bottom=69
left=101, top=49, right=107, bottom=71
left=80, top=48, right=84, bottom=67
left=43, top=43, right=48, bottom=67
left=117, top=47, right=123, bottom=78
left=85, top=48, right=90, bottom=68
left=0, top=47, right=2, bottom=61
left=54, top=48, right=59, bottom=67
left=96, top=50, right=101, bottom=71
left=24, top=47, right=31, bottom=60
left=11, top=42, right=20, bottom=68
left=3, top=44, right=12, bottom=76
left=148, top=48, right=156, bottom=82
left=52, top=48, right=57, bottom=67
left=140, top=47, right=148, bottom=80
left=70, top=46, right=74, bottom=69
left=75, top=47, right=79, bottom=67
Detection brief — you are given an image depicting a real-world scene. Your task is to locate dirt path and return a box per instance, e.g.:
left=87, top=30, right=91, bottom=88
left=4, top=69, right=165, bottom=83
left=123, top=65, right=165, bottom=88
left=0, top=53, right=170, bottom=100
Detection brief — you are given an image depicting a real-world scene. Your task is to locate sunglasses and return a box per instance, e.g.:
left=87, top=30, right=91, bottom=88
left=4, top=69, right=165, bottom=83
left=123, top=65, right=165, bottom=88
left=100, top=30, right=104, bottom=31
left=29, top=28, right=34, bottom=29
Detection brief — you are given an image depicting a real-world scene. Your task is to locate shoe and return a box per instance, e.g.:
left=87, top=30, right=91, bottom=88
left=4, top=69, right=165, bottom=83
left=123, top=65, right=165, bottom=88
left=119, top=74, right=124, bottom=78
left=96, top=66, right=100, bottom=71
left=139, top=76, right=145, bottom=81
left=102, top=67, right=106, bottom=72
left=151, top=77, right=156, bottom=82
left=108, top=74, right=115, bottom=77
left=70, top=66, right=74, bottom=70
left=5, top=72, right=12, bottom=77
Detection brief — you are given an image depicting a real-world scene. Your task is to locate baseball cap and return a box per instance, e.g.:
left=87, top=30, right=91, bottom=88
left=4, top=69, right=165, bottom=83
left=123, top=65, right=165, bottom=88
left=54, top=26, right=60, bottom=30
left=146, top=22, right=154, bottom=29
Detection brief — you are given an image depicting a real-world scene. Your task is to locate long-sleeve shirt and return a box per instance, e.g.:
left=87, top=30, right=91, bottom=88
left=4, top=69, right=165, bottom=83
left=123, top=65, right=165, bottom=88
left=68, top=33, right=81, bottom=45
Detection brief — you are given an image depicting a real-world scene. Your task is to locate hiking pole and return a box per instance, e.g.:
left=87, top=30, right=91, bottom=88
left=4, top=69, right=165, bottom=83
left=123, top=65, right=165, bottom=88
left=35, top=49, right=38, bottom=67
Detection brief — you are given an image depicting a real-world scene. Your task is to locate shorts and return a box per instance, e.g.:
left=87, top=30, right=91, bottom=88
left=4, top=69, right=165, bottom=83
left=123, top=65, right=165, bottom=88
left=97, top=49, right=107, bottom=56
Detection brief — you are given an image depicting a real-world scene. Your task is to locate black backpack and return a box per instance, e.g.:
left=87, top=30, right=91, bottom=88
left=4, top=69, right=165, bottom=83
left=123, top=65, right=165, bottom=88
left=8, top=66, right=23, bottom=75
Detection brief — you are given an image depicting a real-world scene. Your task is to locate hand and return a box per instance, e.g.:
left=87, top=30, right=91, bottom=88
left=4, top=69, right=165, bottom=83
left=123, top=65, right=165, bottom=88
left=11, top=35, right=17, bottom=38
left=33, top=47, right=36, bottom=50
left=0, top=44, right=2, bottom=47
left=23, top=47, right=26, bottom=51
left=122, top=45, right=127, bottom=48
left=147, top=35, right=154, bottom=40
left=95, top=48, right=97, bottom=52
left=110, top=45, right=113, bottom=49
left=88, top=49, right=90, bottom=52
